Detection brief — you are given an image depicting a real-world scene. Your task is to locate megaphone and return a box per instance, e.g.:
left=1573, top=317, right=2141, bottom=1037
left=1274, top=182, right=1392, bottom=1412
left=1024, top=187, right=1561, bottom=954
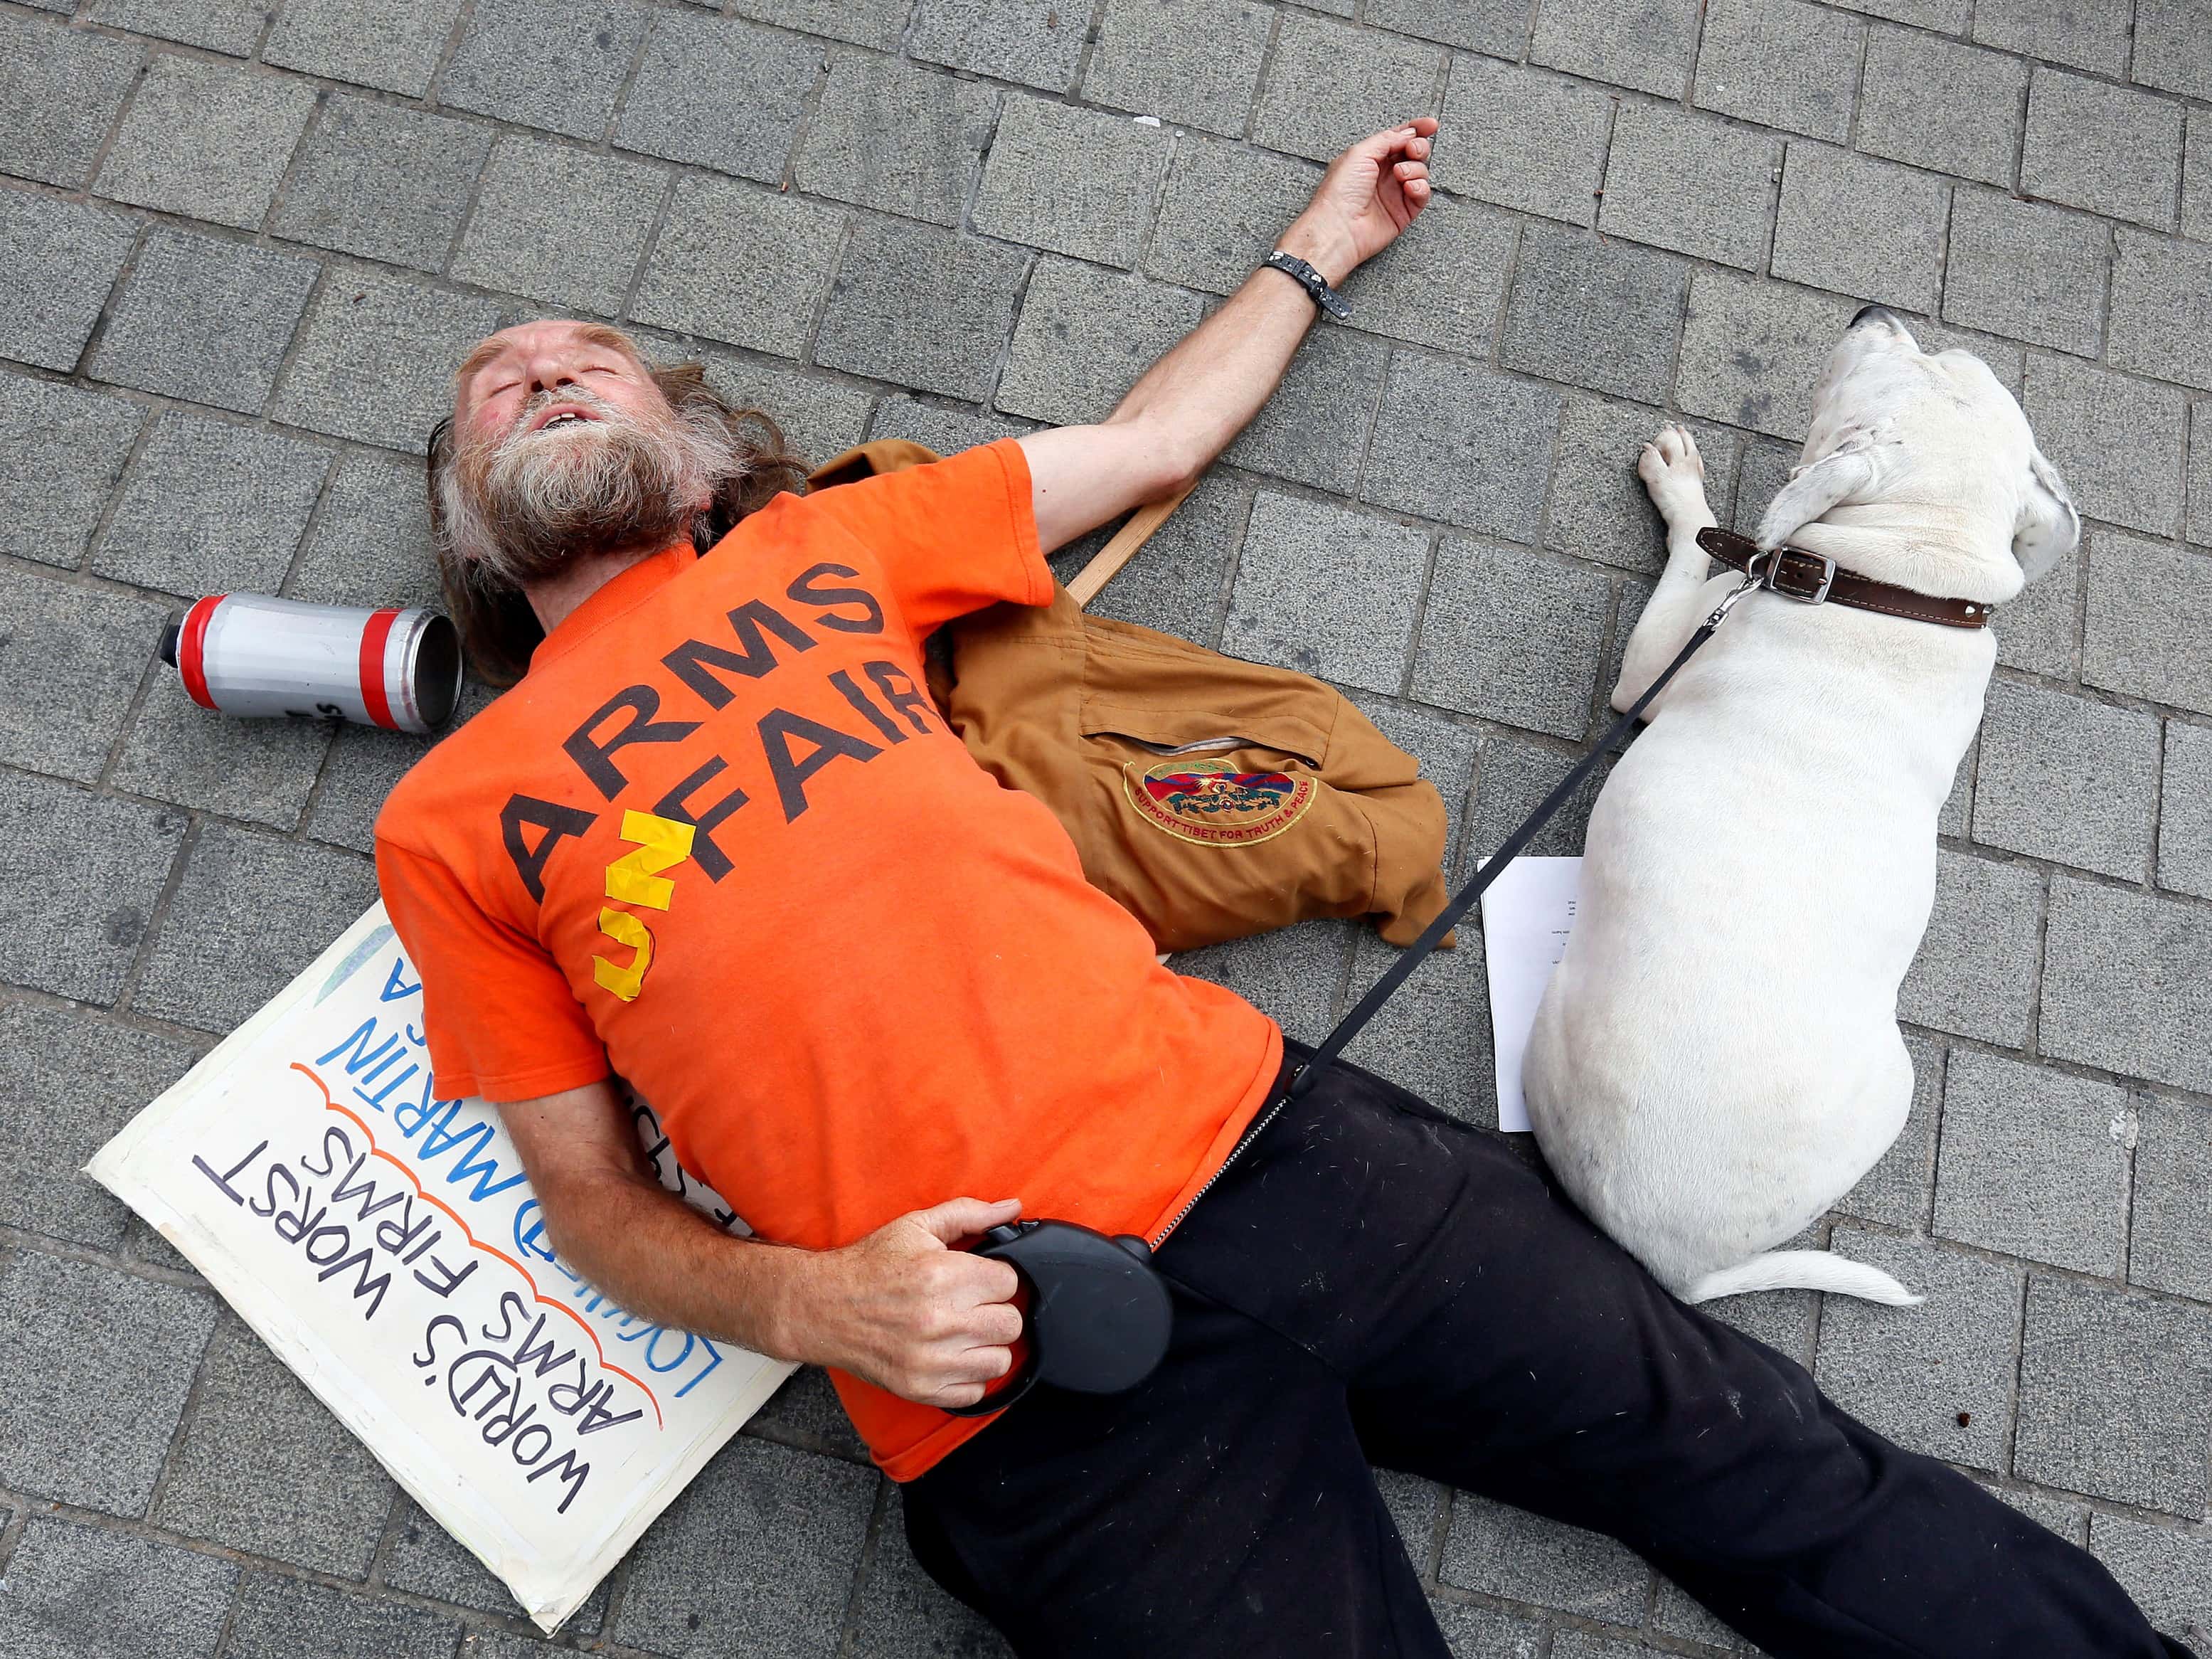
left=159, top=594, right=463, bottom=734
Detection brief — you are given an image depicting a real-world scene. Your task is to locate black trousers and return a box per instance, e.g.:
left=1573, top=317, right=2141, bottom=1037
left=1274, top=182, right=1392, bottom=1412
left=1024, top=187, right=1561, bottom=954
left=904, top=1050, right=2191, bottom=1658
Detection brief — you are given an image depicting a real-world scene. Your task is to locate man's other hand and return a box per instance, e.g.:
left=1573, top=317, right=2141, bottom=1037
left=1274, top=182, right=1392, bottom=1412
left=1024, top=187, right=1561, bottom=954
left=1278, top=117, right=1439, bottom=287
left=787, top=1195, right=1026, bottom=1409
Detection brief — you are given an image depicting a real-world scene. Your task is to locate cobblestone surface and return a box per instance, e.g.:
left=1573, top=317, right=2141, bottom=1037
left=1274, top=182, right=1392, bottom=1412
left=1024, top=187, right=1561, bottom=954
left=3, top=1, right=2210, bottom=1653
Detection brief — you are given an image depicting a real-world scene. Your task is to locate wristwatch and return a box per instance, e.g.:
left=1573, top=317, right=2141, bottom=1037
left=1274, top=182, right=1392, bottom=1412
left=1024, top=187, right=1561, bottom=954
left=1262, top=250, right=1351, bottom=320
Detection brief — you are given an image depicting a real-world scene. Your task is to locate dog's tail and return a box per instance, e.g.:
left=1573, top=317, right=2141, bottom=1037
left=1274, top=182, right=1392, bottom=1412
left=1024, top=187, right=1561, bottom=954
left=1681, top=1251, right=1921, bottom=1307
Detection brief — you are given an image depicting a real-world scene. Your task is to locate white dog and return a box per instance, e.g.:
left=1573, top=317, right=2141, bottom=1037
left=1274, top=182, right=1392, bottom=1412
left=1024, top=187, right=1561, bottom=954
left=1521, top=307, right=2079, bottom=1306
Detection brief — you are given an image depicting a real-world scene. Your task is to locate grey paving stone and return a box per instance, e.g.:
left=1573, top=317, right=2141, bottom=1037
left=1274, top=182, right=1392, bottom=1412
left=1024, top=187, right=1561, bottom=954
left=1597, top=103, right=1778, bottom=273
left=1828, top=0, right=1965, bottom=29
left=1981, top=1481, right=2088, bottom=1545
left=307, top=684, right=491, bottom=856
left=0, top=773, right=186, bottom=1005
left=1934, top=1047, right=2132, bottom=1275
left=974, top=97, right=1174, bottom=269
left=1693, top=0, right=1863, bottom=143
left=95, top=55, right=315, bottom=231
left=1896, top=849, right=2041, bottom=1047
left=90, top=0, right=263, bottom=53
left=849, top=1489, right=1016, bottom=1658
left=1378, top=1465, right=1447, bottom=1569
left=694, top=354, right=875, bottom=475
left=2110, top=230, right=2212, bottom=393
left=910, top=0, right=1088, bottom=92
left=2016, top=1273, right=2212, bottom=1517
left=1547, top=400, right=1741, bottom=578
left=619, top=12, right=819, bottom=186
left=1531, top=0, right=1701, bottom=98
left=1771, top=143, right=1947, bottom=314
left=996, top=258, right=1201, bottom=428
left=1469, top=729, right=1615, bottom=860
left=1432, top=56, right=1611, bottom=230
left=151, top=1318, right=396, bottom=1576
left=134, top=825, right=378, bottom=1032
left=1085, top=0, right=1271, bottom=137
left=286, top=450, right=441, bottom=611
left=0, top=567, right=166, bottom=783
left=220, top=1571, right=459, bottom=1658
left=1973, top=677, right=2161, bottom=879
left=0, top=14, right=144, bottom=189
left=272, top=270, right=503, bottom=454
left=2162, top=721, right=2212, bottom=901
left=1942, top=191, right=2110, bottom=361
left=1440, top=1492, right=1652, bottom=1620
left=1146, top=135, right=1322, bottom=298
left=0, top=1005, right=196, bottom=1251
left=1252, top=13, right=1444, bottom=166
left=270, top=95, right=489, bottom=272
left=452, top=137, right=665, bottom=316
left=795, top=54, right=995, bottom=229
left=2023, top=69, right=2184, bottom=234
left=2132, top=1094, right=2212, bottom=1303
left=868, top=395, right=1032, bottom=457
left=2024, top=354, right=2188, bottom=540
left=437, top=0, right=647, bottom=139
left=1501, top=224, right=1686, bottom=406
left=90, top=226, right=319, bottom=417
left=1814, top=1229, right=2022, bottom=1471
left=2043, top=874, right=2212, bottom=1096
left=1415, top=541, right=1609, bottom=739
left=614, top=1436, right=876, bottom=1658
left=1363, top=355, right=1560, bottom=542
left=2083, top=529, right=2212, bottom=718
left=2188, top=115, right=2212, bottom=244
left=1992, top=539, right=2078, bottom=678
left=814, top=216, right=1027, bottom=402
left=0, top=373, right=142, bottom=568
left=95, top=413, right=331, bottom=596
left=1224, top=325, right=1388, bottom=497
left=2092, top=1512, right=2212, bottom=1650
left=1344, top=915, right=1490, bottom=1123
left=1531, top=1627, right=1642, bottom=1659
left=0, top=190, right=134, bottom=373
left=731, top=0, right=909, bottom=48
left=0, top=1250, right=216, bottom=1510
left=2195, top=401, right=2212, bottom=545
left=1179, top=914, right=1353, bottom=1044
left=381, top=1495, right=610, bottom=1628
left=1224, top=491, right=1427, bottom=697
left=1856, top=26, right=2026, bottom=191
left=1833, top=1029, right=1941, bottom=1230
left=2136, top=0, right=2212, bottom=102
left=1053, top=472, right=1240, bottom=645
left=1339, top=193, right=1515, bottom=360
left=113, top=672, right=335, bottom=830
left=263, top=0, right=464, bottom=97
left=634, top=174, right=845, bottom=360
left=1371, top=0, right=1530, bottom=55
left=1654, top=1576, right=1760, bottom=1652
left=1431, top=1599, right=1546, bottom=1657
left=1677, top=271, right=1850, bottom=440
left=742, top=1363, right=872, bottom=1464
left=0, top=1515, right=236, bottom=1659
left=1972, top=0, right=2129, bottom=77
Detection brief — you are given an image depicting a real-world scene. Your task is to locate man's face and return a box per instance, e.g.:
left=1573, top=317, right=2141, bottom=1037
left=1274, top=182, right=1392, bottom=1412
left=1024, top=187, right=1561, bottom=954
left=454, top=319, right=669, bottom=451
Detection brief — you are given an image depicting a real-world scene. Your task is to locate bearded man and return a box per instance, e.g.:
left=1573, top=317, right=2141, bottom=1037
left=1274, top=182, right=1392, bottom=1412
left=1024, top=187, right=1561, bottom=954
left=376, top=122, right=2190, bottom=1659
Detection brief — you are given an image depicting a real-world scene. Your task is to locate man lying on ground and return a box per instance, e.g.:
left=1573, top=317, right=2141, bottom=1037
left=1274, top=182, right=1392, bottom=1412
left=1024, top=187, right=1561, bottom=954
left=375, top=119, right=2190, bottom=1658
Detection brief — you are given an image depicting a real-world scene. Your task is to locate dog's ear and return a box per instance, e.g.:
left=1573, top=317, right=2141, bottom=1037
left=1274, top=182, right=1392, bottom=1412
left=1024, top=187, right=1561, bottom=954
left=1753, top=437, right=1878, bottom=551
left=2012, top=445, right=2079, bottom=582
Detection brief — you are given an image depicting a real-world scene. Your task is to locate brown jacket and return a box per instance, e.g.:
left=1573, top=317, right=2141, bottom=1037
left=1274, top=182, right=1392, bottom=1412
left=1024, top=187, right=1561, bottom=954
left=809, top=442, right=1453, bottom=953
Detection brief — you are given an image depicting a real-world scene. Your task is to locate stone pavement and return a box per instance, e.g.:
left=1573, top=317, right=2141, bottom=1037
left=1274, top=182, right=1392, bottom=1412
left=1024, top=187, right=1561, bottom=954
left=4, top=0, right=2212, bottom=1652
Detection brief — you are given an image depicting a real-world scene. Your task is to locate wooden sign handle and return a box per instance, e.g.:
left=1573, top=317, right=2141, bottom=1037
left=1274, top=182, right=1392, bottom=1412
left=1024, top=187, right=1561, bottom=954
left=1065, top=480, right=1198, bottom=610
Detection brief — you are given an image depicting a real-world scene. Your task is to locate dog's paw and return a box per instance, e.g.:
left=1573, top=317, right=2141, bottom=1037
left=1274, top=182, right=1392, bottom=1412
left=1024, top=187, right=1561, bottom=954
left=1638, top=423, right=1710, bottom=524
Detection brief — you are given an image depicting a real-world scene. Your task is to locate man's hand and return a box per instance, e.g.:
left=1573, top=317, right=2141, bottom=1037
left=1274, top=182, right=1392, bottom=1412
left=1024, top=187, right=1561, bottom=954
left=782, top=1196, right=1026, bottom=1409
left=1277, top=117, right=1440, bottom=287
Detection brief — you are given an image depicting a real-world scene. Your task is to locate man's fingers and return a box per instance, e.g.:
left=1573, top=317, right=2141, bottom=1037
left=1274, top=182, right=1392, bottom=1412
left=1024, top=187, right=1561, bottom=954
left=1350, top=116, right=1440, bottom=162
left=912, top=1194, right=1022, bottom=1245
left=969, top=1300, right=1025, bottom=1347
left=1394, top=160, right=1428, bottom=182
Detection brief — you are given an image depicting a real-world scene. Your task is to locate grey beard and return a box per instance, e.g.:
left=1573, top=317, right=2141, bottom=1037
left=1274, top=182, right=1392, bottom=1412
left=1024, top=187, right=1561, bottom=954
left=440, top=393, right=741, bottom=593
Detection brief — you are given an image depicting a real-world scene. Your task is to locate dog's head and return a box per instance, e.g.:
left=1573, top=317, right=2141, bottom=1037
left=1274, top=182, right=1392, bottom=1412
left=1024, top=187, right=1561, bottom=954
left=1755, top=307, right=2078, bottom=603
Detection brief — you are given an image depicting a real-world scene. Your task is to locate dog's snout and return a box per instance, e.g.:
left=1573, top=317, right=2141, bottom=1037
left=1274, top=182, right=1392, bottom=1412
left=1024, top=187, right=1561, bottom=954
left=1851, top=304, right=1901, bottom=332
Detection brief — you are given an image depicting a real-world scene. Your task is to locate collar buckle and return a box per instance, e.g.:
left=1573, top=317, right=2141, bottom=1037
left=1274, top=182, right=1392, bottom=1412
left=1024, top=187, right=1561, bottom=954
left=1764, top=546, right=1837, bottom=605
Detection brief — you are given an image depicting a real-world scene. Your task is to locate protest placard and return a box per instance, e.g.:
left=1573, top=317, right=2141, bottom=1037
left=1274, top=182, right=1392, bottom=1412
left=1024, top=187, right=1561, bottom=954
left=87, top=904, right=794, bottom=1633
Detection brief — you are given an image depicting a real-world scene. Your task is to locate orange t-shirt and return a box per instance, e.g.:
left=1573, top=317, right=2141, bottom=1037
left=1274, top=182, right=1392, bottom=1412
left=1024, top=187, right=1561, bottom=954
left=373, top=440, right=1282, bottom=1480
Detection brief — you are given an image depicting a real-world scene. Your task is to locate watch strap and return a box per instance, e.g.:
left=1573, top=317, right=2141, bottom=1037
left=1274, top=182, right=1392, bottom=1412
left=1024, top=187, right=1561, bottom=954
left=1263, top=250, right=1351, bottom=320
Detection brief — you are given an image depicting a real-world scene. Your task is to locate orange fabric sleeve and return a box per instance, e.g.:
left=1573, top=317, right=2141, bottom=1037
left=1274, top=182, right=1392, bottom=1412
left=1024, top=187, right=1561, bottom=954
left=374, top=837, right=611, bottom=1104
left=794, top=437, right=1050, bottom=635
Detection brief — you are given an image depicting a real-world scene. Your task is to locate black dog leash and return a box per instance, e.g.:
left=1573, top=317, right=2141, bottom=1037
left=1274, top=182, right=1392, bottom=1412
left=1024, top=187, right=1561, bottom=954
left=952, top=567, right=1770, bottom=1416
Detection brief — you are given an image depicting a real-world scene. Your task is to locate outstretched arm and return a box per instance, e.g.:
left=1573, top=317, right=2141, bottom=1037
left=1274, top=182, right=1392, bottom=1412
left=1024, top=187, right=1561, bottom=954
left=499, top=1079, right=1025, bottom=1410
left=1019, top=117, right=1437, bottom=554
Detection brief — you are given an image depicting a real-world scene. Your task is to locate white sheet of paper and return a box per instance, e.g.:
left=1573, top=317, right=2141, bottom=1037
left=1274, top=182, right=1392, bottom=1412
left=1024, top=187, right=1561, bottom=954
left=87, top=905, right=794, bottom=1633
left=1478, top=857, right=1583, bottom=1134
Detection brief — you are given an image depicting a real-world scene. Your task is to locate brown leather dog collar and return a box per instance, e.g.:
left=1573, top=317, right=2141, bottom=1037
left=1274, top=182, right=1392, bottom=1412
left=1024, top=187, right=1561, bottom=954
left=1696, top=527, right=1992, bottom=630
